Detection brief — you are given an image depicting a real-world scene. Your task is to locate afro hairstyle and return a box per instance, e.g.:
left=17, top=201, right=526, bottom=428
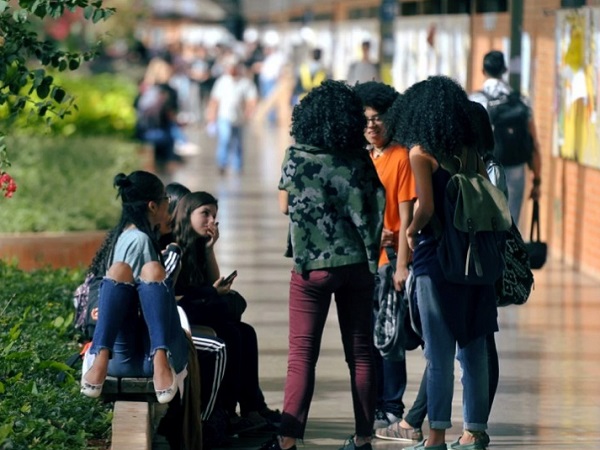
left=290, top=79, right=366, bottom=150
left=383, top=75, right=476, bottom=159
left=353, top=81, right=400, bottom=115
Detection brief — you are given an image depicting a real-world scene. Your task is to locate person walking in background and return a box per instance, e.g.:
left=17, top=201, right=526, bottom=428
left=469, top=50, right=541, bottom=226
left=292, top=48, right=329, bottom=105
left=353, top=81, right=416, bottom=433
left=257, top=43, right=286, bottom=125
left=259, top=80, right=385, bottom=450
left=386, top=76, right=497, bottom=450
left=347, top=40, right=380, bottom=85
left=205, top=56, right=258, bottom=176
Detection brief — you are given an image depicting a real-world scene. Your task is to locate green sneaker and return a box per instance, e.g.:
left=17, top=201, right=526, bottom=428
left=449, top=430, right=488, bottom=450
left=404, top=440, right=447, bottom=450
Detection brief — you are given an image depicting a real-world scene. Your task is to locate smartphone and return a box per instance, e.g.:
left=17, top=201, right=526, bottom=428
left=220, top=270, right=237, bottom=286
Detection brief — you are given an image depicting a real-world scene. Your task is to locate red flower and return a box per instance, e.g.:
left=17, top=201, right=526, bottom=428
left=0, top=171, right=17, bottom=198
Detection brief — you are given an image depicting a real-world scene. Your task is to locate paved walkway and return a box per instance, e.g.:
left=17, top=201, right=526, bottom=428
left=155, top=121, right=600, bottom=449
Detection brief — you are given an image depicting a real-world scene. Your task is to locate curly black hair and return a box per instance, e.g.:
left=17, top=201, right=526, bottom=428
left=353, top=81, right=399, bottom=114
left=290, top=79, right=366, bottom=150
left=384, top=75, right=476, bottom=159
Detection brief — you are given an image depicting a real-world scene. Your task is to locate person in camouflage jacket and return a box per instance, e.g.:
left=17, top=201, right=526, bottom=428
left=260, top=80, right=385, bottom=450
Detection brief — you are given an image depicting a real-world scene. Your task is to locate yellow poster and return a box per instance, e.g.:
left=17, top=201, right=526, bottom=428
left=555, top=8, right=600, bottom=168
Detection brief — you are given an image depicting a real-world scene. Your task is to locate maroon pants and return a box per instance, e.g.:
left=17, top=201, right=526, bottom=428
left=280, top=263, right=376, bottom=439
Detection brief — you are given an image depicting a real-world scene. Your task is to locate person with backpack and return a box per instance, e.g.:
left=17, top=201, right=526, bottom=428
left=80, top=171, right=189, bottom=405
left=377, top=100, right=509, bottom=448
left=469, top=50, right=542, bottom=226
left=385, top=76, right=499, bottom=450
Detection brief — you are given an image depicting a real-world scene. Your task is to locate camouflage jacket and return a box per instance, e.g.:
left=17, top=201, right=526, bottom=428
left=279, top=144, right=385, bottom=274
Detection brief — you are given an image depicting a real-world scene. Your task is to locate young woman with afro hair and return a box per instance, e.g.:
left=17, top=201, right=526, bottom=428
left=260, top=80, right=386, bottom=450
left=385, top=76, right=498, bottom=450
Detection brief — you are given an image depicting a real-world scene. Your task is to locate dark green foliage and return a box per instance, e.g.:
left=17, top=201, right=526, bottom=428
left=0, top=134, right=139, bottom=232
left=0, top=262, right=112, bottom=449
left=0, top=0, right=115, bottom=169
left=1, top=72, right=138, bottom=138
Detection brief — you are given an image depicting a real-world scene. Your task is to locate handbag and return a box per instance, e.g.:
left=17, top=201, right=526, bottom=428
left=373, top=248, right=422, bottom=361
left=525, top=200, right=547, bottom=269
left=495, top=222, right=534, bottom=306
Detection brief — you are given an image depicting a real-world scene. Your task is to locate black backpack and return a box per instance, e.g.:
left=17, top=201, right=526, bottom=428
left=484, top=91, right=533, bottom=167
left=73, top=273, right=103, bottom=341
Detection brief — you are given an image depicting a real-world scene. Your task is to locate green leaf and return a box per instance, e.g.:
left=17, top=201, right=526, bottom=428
left=0, top=1, right=8, bottom=14
left=68, top=58, right=80, bottom=70
left=52, top=88, right=66, bottom=103
left=0, top=423, right=13, bottom=443
left=36, top=84, right=50, bottom=99
left=92, top=8, right=103, bottom=23
left=83, top=5, right=93, bottom=19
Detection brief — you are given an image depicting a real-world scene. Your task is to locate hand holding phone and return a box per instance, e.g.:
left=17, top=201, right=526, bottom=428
left=219, top=270, right=237, bottom=286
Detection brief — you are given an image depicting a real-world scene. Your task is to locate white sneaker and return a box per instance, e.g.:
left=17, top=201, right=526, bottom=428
left=373, top=410, right=401, bottom=429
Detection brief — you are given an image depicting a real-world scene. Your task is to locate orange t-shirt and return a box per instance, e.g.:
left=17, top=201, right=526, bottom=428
left=371, top=143, right=416, bottom=266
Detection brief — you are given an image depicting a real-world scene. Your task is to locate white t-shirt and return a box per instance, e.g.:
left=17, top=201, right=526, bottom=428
left=210, top=74, right=258, bottom=125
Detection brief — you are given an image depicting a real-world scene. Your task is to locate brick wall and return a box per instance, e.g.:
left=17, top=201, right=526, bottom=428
left=0, top=232, right=106, bottom=271
left=471, top=1, right=600, bottom=279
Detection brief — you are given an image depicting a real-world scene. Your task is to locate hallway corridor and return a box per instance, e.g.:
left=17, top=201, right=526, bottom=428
left=167, top=121, right=600, bottom=449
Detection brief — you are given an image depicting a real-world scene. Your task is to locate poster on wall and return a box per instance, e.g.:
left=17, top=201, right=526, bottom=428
left=555, top=8, right=600, bottom=169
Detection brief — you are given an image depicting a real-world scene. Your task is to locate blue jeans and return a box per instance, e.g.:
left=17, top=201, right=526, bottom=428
left=90, top=278, right=188, bottom=377
left=504, top=163, right=526, bottom=226
left=405, top=331, right=498, bottom=429
left=416, top=276, right=489, bottom=431
left=216, top=119, right=243, bottom=172
left=259, top=77, right=278, bottom=124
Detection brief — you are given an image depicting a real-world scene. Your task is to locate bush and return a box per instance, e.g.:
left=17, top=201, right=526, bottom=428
left=0, top=135, right=139, bottom=232
left=0, top=72, right=138, bottom=139
left=0, top=262, right=112, bottom=449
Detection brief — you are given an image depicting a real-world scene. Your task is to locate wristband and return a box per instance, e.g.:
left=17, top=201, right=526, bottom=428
left=533, top=177, right=541, bottom=187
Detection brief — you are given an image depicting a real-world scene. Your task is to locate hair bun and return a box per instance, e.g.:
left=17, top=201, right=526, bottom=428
left=114, top=173, right=132, bottom=189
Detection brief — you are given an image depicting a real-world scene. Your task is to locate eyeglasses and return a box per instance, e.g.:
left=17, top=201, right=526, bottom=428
left=365, top=115, right=383, bottom=125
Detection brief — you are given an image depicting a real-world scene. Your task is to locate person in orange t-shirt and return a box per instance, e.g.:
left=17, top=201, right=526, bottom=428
left=354, top=81, right=417, bottom=434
